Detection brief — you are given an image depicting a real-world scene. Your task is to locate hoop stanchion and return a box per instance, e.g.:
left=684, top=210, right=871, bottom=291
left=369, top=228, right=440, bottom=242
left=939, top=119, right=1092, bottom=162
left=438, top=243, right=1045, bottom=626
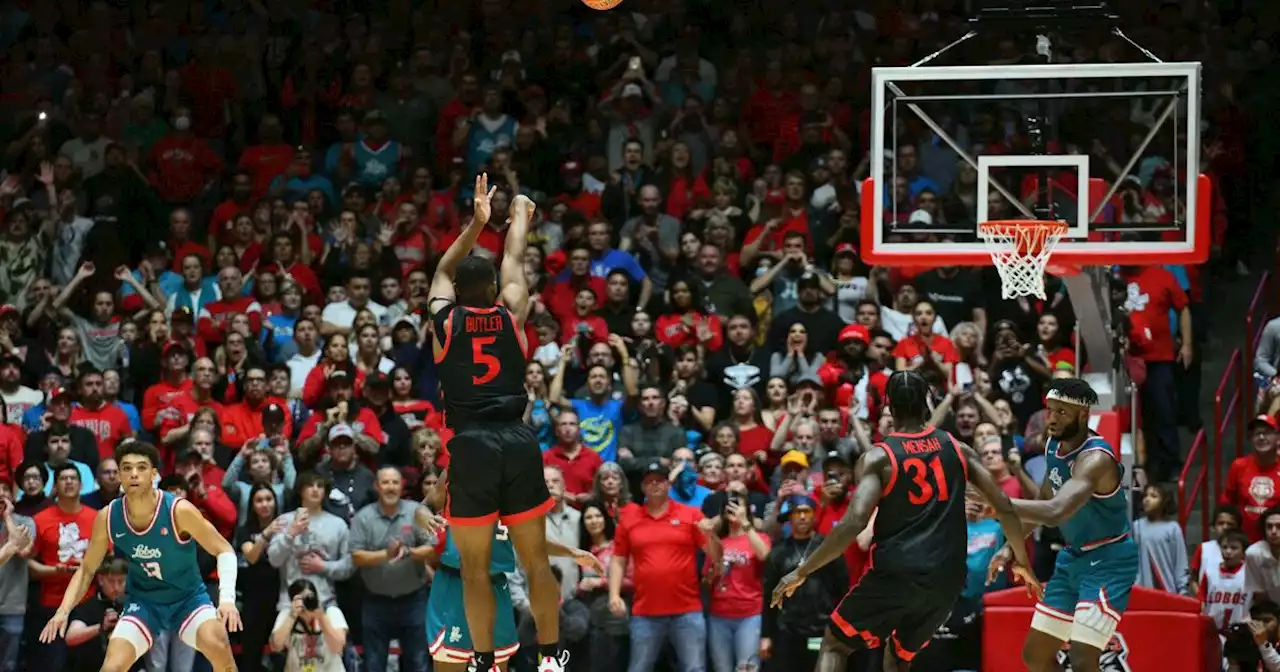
left=977, top=220, right=1069, bottom=300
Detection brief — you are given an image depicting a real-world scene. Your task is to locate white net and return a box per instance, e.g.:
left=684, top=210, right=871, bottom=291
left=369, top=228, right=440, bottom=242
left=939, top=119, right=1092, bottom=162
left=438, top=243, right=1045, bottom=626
left=977, top=220, right=1069, bottom=300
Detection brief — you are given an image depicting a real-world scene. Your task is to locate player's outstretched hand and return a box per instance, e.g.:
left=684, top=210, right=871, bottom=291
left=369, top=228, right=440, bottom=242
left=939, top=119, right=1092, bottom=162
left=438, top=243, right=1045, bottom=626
left=1011, top=564, right=1043, bottom=601
left=39, top=610, right=68, bottom=642
left=986, top=544, right=1014, bottom=586
left=770, top=569, right=807, bottom=608
left=218, top=601, right=243, bottom=632
left=570, top=548, right=605, bottom=576
left=472, top=173, right=497, bottom=225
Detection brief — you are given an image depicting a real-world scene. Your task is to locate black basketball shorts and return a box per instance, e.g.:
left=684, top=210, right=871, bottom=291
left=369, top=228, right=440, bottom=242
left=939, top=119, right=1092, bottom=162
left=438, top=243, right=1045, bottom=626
left=445, top=423, right=553, bottom=527
left=828, top=566, right=964, bottom=663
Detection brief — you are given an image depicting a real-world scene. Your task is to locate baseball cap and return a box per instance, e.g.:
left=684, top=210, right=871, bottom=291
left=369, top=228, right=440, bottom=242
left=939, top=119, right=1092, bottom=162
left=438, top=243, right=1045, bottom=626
left=1250, top=414, right=1280, bottom=433
left=777, top=494, right=817, bottom=520
left=161, top=340, right=189, bottom=359
left=501, top=50, right=522, bottom=64
left=779, top=450, right=809, bottom=470
left=792, top=372, right=824, bottom=389
left=328, top=423, right=356, bottom=442
left=0, top=305, right=18, bottom=321
left=326, top=369, right=352, bottom=386
left=823, top=450, right=850, bottom=468
left=521, top=84, right=545, bottom=100
left=48, top=386, right=72, bottom=403
left=640, top=461, right=667, bottom=481
left=908, top=209, right=933, bottom=226
left=810, top=155, right=829, bottom=171
left=834, top=243, right=857, bottom=257
left=621, top=83, right=643, bottom=98
left=175, top=446, right=203, bottom=463
left=0, top=353, right=19, bottom=370
left=366, top=371, right=392, bottom=388
left=839, top=324, right=870, bottom=345
left=171, top=306, right=194, bottom=323
left=560, top=160, right=583, bottom=176
left=262, top=402, right=286, bottom=426
left=363, top=109, right=387, bottom=124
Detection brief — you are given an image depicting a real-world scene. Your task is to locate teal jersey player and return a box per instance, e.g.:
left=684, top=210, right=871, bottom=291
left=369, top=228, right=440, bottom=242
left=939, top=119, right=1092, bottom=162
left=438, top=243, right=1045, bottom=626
left=995, top=378, right=1139, bottom=670
left=37, top=442, right=243, bottom=671
left=427, top=524, right=520, bottom=667
left=107, top=491, right=208, bottom=603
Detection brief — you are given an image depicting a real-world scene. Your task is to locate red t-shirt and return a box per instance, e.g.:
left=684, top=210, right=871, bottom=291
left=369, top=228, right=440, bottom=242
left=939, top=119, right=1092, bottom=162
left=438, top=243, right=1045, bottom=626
left=1220, top=455, right=1280, bottom=544
left=654, top=312, right=724, bottom=352
left=541, top=275, right=608, bottom=324
left=559, top=315, right=609, bottom=345
left=1120, top=266, right=1188, bottom=363
left=542, top=445, right=604, bottom=497
left=142, top=378, right=193, bottom=431
left=33, top=505, right=98, bottom=607
left=707, top=533, right=769, bottom=618
left=70, top=404, right=132, bottom=461
left=238, top=144, right=295, bottom=198
left=814, top=498, right=869, bottom=584
left=613, top=501, right=707, bottom=617
left=742, top=215, right=811, bottom=256
left=892, top=333, right=960, bottom=366
left=736, top=424, right=774, bottom=463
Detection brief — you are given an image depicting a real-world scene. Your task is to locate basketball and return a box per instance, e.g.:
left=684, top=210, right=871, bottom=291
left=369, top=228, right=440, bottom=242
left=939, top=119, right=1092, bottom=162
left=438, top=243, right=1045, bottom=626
left=581, top=0, right=623, bottom=9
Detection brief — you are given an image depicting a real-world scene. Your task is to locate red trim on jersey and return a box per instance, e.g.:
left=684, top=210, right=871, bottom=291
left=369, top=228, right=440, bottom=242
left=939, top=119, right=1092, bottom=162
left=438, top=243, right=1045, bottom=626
left=889, top=426, right=936, bottom=439
left=892, top=632, right=926, bottom=661
left=879, top=444, right=899, bottom=496
left=123, top=492, right=166, bottom=536
left=829, top=609, right=882, bottom=648
left=179, top=604, right=216, bottom=637
left=434, top=309, right=455, bottom=364
left=500, top=497, right=554, bottom=526
left=170, top=496, right=192, bottom=544
left=119, top=616, right=154, bottom=649
left=504, top=306, right=528, bottom=355
left=950, top=434, right=968, bottom=481
left=465, top=306, right=501, bottom=315
left=446, top=509, right=500, bottom=527
left=1035, top=603, right=1074, bottom=623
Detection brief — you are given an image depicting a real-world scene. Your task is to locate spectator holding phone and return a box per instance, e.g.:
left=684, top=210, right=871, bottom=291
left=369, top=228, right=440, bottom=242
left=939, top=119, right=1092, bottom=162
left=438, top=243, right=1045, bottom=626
left=222, top=433, right=297, bottom=525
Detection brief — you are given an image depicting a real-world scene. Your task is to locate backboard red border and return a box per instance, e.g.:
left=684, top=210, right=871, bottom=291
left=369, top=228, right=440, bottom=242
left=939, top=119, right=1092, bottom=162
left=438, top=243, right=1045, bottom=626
left=858, top=174, right=1212, bottom=268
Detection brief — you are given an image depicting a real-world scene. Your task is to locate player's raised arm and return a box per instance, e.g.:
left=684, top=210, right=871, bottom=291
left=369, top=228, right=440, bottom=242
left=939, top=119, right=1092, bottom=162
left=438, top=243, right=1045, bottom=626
left=39, top=508, right=111, bottom=642
left=499, top=194, right=535, bottom=324
left=174, top=499, right=243, bottom=632
left=962, top=443, right=1036, bottom=574
left=1012, top=450, right=1114, bottom=527
left=771, top=448, right=886, bottom=607
left=429, top=173, right=498, bottom=305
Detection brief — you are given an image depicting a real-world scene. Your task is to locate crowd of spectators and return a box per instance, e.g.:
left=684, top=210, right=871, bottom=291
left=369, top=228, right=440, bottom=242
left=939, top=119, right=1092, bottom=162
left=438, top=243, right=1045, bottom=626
left=0, top=1, right=1270, bottom=671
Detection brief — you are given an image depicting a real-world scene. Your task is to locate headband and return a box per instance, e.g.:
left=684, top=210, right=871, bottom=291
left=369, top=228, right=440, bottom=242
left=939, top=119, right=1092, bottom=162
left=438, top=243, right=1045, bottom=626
left=1046, top=389, right=1091, bottom=407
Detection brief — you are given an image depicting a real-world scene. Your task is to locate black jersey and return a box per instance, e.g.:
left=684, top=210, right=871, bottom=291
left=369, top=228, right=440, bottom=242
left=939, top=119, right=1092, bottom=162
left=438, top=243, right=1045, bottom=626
left=869, top=427, right=969, bottom=577
left=432, top=302, right=528, bottom=427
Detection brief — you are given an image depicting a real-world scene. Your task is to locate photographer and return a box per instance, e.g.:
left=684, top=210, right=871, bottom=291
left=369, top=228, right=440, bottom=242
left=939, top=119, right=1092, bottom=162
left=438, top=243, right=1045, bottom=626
left=65, top=558, right=140, bottom=672
left=1225, top=600, right=1280, bottom=671
left=270, top=579, right=348, bottom=672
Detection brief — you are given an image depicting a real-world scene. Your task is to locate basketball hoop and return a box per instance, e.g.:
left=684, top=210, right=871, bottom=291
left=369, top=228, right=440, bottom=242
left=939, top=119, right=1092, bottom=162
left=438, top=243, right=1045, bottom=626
left=977, top=220, right=1069, bottom=300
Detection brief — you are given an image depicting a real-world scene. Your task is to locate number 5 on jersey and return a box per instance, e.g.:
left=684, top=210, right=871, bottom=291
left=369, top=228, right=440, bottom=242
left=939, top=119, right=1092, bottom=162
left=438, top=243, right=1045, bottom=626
left=471, top=336, right=500, bottom=384
left=903, top=456, right=950, bottom=505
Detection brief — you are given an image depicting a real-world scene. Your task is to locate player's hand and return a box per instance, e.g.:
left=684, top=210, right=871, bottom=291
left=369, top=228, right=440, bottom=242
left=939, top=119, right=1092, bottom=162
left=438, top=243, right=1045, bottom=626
left=39, top=610, right=69, bottom=642
left=472, top=173, right=498, bottom=225
left=218, top=601, right=243, bottom=632
left=1011, top=563, right=1043, bottom=601
left=608, top=594, right=627, bottom=617
left=771, top=568, right=807, bottom=608
left=986, top=544, right=1014, bottom=586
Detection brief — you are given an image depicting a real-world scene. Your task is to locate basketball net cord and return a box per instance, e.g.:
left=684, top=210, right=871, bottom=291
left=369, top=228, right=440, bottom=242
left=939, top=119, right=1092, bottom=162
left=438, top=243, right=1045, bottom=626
left=977, top=221, right=1068, bottom=301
